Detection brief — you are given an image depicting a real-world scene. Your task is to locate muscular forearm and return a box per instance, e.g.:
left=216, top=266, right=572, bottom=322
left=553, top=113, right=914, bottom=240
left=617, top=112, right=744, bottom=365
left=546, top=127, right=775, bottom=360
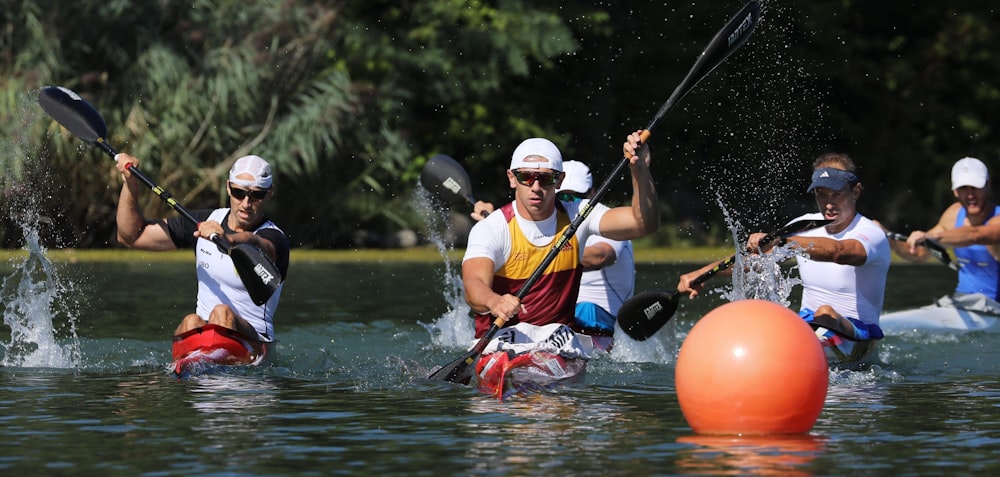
left=116, top=184, right=148, bottom=247
left=464, top=279, right=497, bottom=314
left=629, top=164, right=659, bottom=236
left=931, top=225, right=1000, bottom=248
left=889, top=239, right=930, bottom=262
left=226, top=231, right=277, bottom=261
left=787, top=236, right=866, bottom=266
left=581, top=244, right=615, bottom=270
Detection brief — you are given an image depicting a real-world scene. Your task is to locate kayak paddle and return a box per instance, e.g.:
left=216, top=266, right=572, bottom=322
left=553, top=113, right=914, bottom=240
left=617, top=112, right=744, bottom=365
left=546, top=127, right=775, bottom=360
left=616, top=217, right=833, bottom=341
left=420, top=154, right=484, bottom=212
left=428, top=0, right=762, bottom=384
left=885, top=231, right=959, bottom=270
left=38, top=85, right=282, bottom=306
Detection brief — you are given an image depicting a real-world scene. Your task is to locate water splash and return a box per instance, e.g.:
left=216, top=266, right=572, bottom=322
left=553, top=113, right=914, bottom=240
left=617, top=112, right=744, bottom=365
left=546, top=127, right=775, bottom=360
left=712, top=193, right=800, bottom=307
left=1, top=227, right=81, bottom=368
left=412, top=186, right=474, bottom=349
left=0, top=89, right=81, bottom=368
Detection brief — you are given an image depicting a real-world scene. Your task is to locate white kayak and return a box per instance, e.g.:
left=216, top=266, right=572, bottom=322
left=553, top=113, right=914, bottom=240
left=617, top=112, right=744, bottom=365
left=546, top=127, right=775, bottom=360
left=880, top=294, right=1000, bottom=334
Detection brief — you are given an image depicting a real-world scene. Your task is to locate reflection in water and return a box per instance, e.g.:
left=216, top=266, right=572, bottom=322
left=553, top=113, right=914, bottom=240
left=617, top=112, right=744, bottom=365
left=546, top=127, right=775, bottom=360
left=465, top=392, right=628, bottom=473
left=183, top=373, right=281, bottom=442
left=676, top=434, right=826, bottom=476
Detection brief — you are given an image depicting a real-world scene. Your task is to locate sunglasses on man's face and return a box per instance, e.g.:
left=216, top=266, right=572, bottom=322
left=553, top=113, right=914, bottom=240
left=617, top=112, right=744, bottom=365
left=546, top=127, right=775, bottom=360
left=556, top=191, right=584, bottom=202
left=229, top=184, right=269, bottom=202
left=513, top=170, right=563, bottom=187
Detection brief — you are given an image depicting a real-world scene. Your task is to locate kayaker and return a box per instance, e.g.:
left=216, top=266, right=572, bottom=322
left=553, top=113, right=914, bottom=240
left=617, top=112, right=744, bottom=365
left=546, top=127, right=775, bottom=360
left=469, top=160, right=636, bottom=337
left=677, top=152, right=891, bottom=342
left=114, top=153, right=290, bottom=344
left=887, top=157, right=1000, bottom=307
left=462, top=132, right=657, bottom=340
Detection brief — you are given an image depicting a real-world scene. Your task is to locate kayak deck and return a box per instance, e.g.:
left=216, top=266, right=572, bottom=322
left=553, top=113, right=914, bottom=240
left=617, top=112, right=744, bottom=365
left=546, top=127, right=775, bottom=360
left=171, top=324, right=268, bottom=378
left=880, top=306, right=1000, bottom=334
left=474, top=335, right=613, bottom=400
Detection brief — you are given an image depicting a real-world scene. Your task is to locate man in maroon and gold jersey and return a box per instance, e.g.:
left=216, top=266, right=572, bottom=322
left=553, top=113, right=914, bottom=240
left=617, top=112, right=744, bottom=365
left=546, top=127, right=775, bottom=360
left=462, top=132, right=658, bottom=338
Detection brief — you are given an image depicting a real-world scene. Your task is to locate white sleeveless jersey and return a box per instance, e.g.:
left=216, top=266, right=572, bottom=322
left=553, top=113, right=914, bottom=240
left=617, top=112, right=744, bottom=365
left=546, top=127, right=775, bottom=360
left=195, top=208, right=284, bottom=341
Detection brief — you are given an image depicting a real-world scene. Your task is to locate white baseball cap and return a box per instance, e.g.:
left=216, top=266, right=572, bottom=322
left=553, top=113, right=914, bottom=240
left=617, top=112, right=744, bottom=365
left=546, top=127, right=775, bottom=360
left=229, top=155, right=273, bottom=189
left=951, top=157, right=988, bottom=190
left=510, top=138, right=563, bottom=172
left=556, top=160, right=592, bottom=194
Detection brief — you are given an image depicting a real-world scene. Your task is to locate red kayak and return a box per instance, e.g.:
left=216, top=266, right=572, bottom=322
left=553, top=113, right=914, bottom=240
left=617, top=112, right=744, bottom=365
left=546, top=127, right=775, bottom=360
left=474, top=335, right=613, bottom=400
left=171, top=324, right=268, bottom=377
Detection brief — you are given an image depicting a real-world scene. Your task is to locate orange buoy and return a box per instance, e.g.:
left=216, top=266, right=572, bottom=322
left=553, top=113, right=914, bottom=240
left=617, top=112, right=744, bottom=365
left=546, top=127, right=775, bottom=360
left=676, top=299, right=828, bottom=435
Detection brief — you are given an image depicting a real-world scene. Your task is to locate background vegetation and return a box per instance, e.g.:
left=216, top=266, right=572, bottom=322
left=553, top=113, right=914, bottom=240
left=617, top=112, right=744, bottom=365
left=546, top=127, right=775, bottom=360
left=1, top=1, right=998, bottom=250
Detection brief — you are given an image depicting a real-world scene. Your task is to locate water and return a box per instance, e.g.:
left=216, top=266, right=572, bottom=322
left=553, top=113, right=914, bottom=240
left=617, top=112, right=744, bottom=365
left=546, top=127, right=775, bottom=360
left=2, top=245, right=999, bottom=476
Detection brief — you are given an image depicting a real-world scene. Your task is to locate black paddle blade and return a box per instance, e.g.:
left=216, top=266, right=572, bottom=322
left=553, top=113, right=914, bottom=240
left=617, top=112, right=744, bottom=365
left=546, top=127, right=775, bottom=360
left=420, top=154, right=476, bottom=206
left=38, top=86, right=108, bottom=144
left=616, top=290, right=681, bottom=341
left=427, top=352, right=475, bottom=385
left=230, top=243, right=282, bottom=306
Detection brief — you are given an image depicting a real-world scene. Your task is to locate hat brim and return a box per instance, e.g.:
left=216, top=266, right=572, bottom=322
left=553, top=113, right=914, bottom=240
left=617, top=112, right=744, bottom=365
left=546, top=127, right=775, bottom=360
left=807, top=178, right=850, bottom=192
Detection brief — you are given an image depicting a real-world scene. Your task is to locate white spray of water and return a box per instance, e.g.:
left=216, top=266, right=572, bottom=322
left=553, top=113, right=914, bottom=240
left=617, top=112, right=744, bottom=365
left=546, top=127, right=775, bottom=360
left=713, top=192, right=801, bottom=307
left=412, top=187, right=475, bottom=349
left=0, top=215, right=81, bottom=368
left=0, top=90, right=82, bottom=368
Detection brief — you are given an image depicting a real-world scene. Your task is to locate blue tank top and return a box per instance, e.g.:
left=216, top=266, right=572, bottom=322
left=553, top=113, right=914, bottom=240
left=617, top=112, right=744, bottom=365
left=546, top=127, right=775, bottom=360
left=953, top=206, right=1000, bottom=299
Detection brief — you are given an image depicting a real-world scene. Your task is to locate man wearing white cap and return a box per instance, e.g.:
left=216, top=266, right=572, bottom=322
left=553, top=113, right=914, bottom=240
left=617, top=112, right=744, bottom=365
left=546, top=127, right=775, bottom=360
left=679, top=152, right=891, bottom=359
left=469, top=160, right=637, bottom=336
left=462, top=131, right=657, bottom=340
left=890, top=157, right=1000, bottom=302
left=556, top=160, right=635, bottom=335
left=114, top=153, right=290, bottom=344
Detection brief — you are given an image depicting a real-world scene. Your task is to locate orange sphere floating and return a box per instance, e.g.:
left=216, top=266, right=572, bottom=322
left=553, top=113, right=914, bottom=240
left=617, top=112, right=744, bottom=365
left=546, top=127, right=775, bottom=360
left=676, top=299, right=828, bottom=435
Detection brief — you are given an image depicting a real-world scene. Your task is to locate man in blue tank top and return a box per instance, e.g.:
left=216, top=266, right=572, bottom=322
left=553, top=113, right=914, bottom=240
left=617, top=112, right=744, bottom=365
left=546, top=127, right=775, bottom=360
left=889, top=157, right=1000, bottom=302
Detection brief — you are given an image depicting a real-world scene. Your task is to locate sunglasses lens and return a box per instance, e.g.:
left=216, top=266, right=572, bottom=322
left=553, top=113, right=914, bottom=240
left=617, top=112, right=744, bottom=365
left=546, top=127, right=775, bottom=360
left=230, top=186, right=268, bottom=201
left=515, top=171, right=561, bottom=186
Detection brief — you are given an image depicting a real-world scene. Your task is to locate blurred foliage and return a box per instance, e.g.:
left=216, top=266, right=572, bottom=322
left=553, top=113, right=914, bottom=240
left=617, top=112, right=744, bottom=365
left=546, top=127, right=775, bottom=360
left=1, top=0, right=999, bottom=250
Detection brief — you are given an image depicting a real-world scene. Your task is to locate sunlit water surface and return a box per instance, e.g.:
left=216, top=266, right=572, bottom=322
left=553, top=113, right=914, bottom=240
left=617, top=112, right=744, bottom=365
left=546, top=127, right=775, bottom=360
left=2, top=239, right=999, bottom=476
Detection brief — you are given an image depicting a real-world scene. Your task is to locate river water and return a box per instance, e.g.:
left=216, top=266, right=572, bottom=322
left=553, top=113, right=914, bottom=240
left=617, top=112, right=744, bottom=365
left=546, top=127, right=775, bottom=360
left=1, top=240, right=999, bottom=476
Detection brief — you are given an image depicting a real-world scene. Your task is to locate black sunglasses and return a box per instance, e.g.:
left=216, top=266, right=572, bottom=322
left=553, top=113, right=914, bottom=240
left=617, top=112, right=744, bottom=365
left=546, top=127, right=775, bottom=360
left=513, top=170, right=563, bottom=187
left=229, top=184, right=269, bottom=202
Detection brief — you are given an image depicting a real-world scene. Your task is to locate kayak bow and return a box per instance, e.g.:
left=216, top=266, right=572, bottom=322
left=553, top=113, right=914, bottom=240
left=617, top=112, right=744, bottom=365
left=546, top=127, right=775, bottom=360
left=171, top=324, right=269, bottom=377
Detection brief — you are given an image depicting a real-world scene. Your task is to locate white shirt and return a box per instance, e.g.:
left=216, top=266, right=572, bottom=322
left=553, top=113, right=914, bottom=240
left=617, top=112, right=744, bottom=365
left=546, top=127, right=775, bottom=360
left=194, top=209, right=284, bottom=341
left=577, top=235, right=634, bottom=315
left=463, top=199, right=610, bottom=270
left=792, top=212, right=890, bottom=325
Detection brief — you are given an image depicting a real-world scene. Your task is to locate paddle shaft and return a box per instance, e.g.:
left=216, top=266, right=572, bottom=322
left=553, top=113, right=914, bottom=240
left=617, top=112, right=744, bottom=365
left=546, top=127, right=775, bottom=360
left=616, top=218, right=832, bottom=341
left=92, top=140, right=205, bottom=228
left=469, top=147, right=635, bottom=357
left=430, top=0, right=761, bottom=383
left=690, top=218, right=832, bottom=287
left=487, top=0, right=762, bottom=331
left=38, top=85, right=283, bottom=306
left=886, top=231, right=957, bottom=270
